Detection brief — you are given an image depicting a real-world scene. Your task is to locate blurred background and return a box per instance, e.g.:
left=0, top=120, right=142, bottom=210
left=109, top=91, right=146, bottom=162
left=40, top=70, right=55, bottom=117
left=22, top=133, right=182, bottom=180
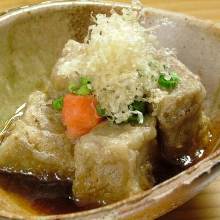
left=1, top=0, right=220, bottom=22
left=0, top=1, right=220, bottom=220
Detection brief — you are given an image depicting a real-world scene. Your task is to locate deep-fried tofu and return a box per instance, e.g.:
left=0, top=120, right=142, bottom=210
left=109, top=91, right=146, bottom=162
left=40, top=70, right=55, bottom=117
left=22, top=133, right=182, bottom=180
left=73, top=117, right=157, bottom=205
left=150, top=57, right=208, bottom=160
left=0, top=91, right=74, bottom=180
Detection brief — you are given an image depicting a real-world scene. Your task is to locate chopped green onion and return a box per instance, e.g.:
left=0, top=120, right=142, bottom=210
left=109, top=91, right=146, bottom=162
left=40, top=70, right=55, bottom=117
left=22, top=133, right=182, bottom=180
left=128, top=111, right=144, bottom=124
left=80, top=76, right=91, bottom=85
left=127, top=101, right=147, bottom=124
left=76, top=84, right=92, bottom=96
left=68, top=76, right=93, bottom=96
left=68, top=83, right=79, bottom=93
left=128, top=114, right=139, bottom=124
left=129, top=100, right=146, bottom=114
left=158, top=72, right=180, bottom=89
left=52, top=97, right=63, bottom=111
left=96, top=105, right=106, bottom=117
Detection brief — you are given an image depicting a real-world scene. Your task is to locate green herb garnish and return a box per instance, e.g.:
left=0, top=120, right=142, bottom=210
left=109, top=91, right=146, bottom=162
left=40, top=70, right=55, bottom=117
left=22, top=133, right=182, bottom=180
left=128, top=100, right=146, bottom=124
left=129, top=100, right=147, bottom=114
left=128, top=111, right=144, bottom=124
left=68, top=76, right=93, bottom=96
left=76, top=84, right=92, bottom=96
left=52, top=97, right=63, bottom=111
left=128, top=114, right=139, bottom=124
left=80, top=76, right=91, bottom=85
left=96, top=105, right=106, bottom=117
left=158, top=72, right=180, bottom=89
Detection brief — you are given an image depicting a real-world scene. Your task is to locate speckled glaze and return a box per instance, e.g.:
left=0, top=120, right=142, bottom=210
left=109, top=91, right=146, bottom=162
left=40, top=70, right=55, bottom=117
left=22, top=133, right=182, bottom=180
left=0, top=1, right=219, bottom=219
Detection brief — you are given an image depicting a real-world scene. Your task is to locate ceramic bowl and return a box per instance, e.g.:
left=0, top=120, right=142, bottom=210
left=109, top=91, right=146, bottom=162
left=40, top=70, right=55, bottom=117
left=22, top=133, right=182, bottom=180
left=0, top=1, right=219, bottom=219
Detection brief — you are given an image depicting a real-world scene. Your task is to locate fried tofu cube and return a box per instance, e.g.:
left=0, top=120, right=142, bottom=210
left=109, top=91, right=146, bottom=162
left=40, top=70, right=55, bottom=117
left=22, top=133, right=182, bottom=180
left=51, top=40, right=84, bottom=90
left=73, top=117, right=157, bottom=205
left=152, top=57, right=208, bottom=160
left=0, top=91, right=74, bottom=180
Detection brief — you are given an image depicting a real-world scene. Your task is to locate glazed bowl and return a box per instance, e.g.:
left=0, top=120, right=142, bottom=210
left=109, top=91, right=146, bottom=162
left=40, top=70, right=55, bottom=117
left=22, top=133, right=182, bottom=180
left=0, top=1, right=220, bottom=219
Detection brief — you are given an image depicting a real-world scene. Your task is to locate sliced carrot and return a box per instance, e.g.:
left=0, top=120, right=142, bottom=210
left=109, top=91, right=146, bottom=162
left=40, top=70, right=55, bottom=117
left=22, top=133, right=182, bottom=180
left=62, top=94, right=102, bottom=139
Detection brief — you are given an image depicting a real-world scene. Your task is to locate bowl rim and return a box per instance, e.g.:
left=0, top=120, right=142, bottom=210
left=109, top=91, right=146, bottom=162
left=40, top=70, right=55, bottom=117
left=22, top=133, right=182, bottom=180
left=0, top=1, right=220, bottom=219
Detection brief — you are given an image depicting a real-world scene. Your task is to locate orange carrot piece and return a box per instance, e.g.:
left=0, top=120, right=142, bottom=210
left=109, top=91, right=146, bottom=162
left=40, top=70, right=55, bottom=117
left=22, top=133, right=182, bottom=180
left=62, top=94, right=102, bottom=139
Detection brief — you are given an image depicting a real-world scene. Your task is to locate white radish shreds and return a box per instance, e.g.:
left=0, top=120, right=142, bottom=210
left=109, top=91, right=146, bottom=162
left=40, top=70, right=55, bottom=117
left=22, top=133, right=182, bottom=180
left=53, top=9, right=170, bottom=123
left=81, top=10, right=159, bottom=123
left=51, top=40, right=84, bottom=90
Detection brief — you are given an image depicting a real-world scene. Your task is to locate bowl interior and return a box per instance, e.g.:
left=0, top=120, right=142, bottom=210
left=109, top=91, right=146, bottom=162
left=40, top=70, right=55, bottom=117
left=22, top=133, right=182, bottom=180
left=0, top=1, right=219, bottom=219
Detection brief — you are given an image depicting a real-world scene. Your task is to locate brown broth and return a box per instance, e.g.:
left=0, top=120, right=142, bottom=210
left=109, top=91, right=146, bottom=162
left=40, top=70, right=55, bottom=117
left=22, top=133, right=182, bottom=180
left=154, top=119, right=220, bottom=183
left=0, top=121, right=218, bottom=216
left=0, top=172, right=100, bottom=215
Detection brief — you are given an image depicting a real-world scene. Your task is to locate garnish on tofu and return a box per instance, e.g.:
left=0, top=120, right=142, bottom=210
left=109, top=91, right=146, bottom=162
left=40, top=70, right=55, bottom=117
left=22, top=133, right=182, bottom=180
left=158, top=72, right=180, bottom=89
left=68, top=76, right=93, bottom=96
left=52, top=97, right=64, bottom=111
left=128, top=100, right=147, bottom=124
left=80, top=76, right=92, bottom=85
left=96, top=104, right=106, bottom=117
left=62, top=94, right=102, bottom=139
left=76, top=84, right=92, bottom=96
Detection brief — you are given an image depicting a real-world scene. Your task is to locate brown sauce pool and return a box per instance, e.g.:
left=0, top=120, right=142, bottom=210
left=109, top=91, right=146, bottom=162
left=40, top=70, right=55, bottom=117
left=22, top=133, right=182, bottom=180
left=154, top=119, right=220, bottom=183
left=0, top=172, right=100, bottom=215
left=0, top=120, right=218, bottom=216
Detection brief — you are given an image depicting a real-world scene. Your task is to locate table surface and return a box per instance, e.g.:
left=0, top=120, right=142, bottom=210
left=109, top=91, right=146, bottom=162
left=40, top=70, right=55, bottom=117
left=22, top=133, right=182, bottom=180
left=0, top=1, right=220, bottom=220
